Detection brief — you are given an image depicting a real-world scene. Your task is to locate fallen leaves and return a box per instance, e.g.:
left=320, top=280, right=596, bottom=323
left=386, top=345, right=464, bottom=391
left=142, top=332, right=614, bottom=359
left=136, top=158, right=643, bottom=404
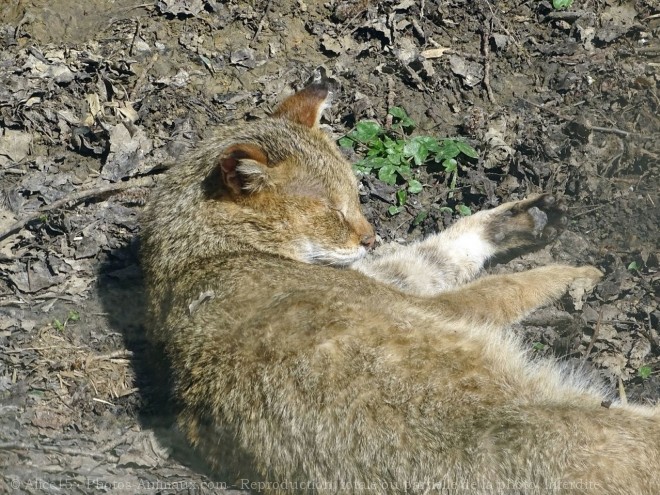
left=0, top=129, right=32, bottom=167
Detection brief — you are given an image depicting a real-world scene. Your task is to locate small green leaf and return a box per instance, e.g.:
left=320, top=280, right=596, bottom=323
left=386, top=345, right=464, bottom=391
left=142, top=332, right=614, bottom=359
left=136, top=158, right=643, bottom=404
left=413, top=210, right=428, bottom=226
left=378, top=164, right=398, bottom=185
left=352, top=121, right=381, bottom=143
left=532, top=342, right=546, bottom=351
left=456, top=204, right=472, bottom=216
left=552, top=0, right=573, bottom=9
left=407, top=179, right=423, bottom=194
left=388, top=107, right=408, bottom=119
left=396, top=188, right=407, bottom=206
left=397, top=165, right=412, bottom=180
left=68, top=310, right=80, bottom=322
left=403, top=137, right=430, bottom=166
left=353, top=163, right=371, bottom=174
left=338, top=137, right=354, bottom=148
left=438, top=206, right=454, bottom=214
left=443, top=158, right=458, bottom=173
left=638, top=366, right=652, bottom=380
left=389, top=107, right=415, bottom=129
left=422, top=137, right=442, bottom=154
left=388, top=205, right=403, bottom=215
left=627, top=261, right=641, bottom=271
left=382, top=135, right=397, bottom=148
left=387, top=153, right=403, bottom=165
left=436, top=140, right=461, bottom=160
left=53, top=319, right=64, bottom=331
left=455, top=141, right=479, bottom=159
left=364, top=156, right=388, bottom=169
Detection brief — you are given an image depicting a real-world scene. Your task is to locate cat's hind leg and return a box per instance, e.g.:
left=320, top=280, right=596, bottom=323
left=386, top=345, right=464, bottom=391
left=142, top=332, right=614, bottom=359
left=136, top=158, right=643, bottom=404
left=351, top=194, right=564, bottom=296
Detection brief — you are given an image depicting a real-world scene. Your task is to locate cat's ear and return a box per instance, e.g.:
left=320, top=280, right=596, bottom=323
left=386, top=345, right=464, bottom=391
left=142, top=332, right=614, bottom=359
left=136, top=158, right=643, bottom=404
left=214, top=143, right=272, bottom=195
left=271, top=75, right=332, bottom=128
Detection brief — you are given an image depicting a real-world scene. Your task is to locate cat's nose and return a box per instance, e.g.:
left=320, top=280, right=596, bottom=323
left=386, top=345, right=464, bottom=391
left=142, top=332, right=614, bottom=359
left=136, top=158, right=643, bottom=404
left=360, top=234, right=376, bottom=250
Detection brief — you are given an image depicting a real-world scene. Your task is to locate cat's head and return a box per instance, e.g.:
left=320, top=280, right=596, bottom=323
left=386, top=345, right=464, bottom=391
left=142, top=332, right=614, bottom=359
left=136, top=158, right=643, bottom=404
left=143, top=76, right=375, bottom=271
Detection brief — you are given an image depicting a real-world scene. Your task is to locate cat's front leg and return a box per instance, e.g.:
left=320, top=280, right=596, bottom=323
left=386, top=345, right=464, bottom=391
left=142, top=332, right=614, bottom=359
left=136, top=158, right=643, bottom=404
left=351, top=194, right=564, bottom=296
left=433, top=264, right=603, bottom=326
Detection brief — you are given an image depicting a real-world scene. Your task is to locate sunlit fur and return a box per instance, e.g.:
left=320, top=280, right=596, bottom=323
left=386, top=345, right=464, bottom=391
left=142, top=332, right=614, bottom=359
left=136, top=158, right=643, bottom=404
left=141, top=83, right=660, bottom=495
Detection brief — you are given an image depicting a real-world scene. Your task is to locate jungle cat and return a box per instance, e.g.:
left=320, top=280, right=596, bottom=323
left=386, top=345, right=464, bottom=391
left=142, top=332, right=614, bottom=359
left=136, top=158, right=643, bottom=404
left=140, top=77, right=659, bottom=494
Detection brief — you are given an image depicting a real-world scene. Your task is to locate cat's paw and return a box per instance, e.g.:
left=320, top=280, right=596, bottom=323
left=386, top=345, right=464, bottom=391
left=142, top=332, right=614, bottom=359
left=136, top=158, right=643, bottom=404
left=567, top=265, right=603, bottom=309
left=569, top=265, right=604, bottom=290
left=485, top=194, right=566, bottom=254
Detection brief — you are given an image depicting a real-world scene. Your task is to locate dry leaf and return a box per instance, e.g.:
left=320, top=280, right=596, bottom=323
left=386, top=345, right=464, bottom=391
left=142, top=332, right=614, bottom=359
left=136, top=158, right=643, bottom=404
left=420, top=47, right=449, bottom=59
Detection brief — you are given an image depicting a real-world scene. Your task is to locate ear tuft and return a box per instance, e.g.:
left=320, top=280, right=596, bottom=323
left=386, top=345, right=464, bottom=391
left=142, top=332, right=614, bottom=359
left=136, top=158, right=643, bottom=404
left=271, top=72, right=334, bottom=128
left=216, top=143, right=271, bottom=195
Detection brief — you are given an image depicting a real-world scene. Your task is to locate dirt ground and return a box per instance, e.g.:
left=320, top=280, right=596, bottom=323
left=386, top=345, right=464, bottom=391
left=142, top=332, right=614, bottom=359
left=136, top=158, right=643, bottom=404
left=0, top=0, right=658, bottom=493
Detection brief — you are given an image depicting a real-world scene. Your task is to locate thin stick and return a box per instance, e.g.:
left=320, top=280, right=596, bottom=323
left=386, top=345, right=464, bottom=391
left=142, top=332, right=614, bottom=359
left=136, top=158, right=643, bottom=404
left=0, top=442, right=118, bottom=461
left=518, top=98, right=638, bottom=138
left=481, top=17, right=496, bottom=104
left=4, top=346, right=66, bottom=354
left=129, top=52, right=158, bottom=101
left=582, top=308, right=602, bottom=362
left=251, top=0, right=273, bottom=44
left=385, top=77, right=394, bottom=129
left=0, top=176, right=155, bottom=243
left=88, top=350, right=134, bottom=361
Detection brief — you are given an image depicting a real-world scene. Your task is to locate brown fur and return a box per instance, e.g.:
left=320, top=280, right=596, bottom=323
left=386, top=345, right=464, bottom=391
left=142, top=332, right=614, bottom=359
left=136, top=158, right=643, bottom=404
left=141, top=80, right=659, bottom=494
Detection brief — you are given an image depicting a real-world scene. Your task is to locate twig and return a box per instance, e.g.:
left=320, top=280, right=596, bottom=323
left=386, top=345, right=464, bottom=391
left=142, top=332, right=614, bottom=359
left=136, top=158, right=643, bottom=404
left=582, top=308, right=602, bottom=362
left=400, top=60, right=429, bottom=92
left=88, top=350, right=134, bottom=362
left=0, top=442, right=118, bottom=461
left=632, top=46, right=660, bottom=56
left=385, top=76, right=394, bottom=129
left=251, top=0, right=273, bottom=45
left=4, top=346, right=64, bottom=354
left=13, top=12, right=34, bottom=39
left=0, top=176, right=155, bottom=243
left=118, top=386, right=140, bottom=397
left=639, top=311, right=660, bottom=355
left=481, top=17, right=496, bottom=104
left=129, top=19, right=141, bottom=57
left=479, top=0, right=522, bottom=51
left=570, top=200, right=615, bottom=218
left=339, top=7, right=369, bottom=36
left=129, top=52, right=158, bottom=101
left=518, top=98, right=636, bottom=138
left=587, top=125, right=631, bottom=137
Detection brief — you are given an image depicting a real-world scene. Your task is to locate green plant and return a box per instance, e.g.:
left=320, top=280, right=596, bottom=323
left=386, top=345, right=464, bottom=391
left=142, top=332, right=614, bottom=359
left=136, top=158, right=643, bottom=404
left=52, top=310, right=80, bottom=331
left=627, top=261, right=641, bottom=272
left=532, top=342, right=546, bottom=352
left=552, top=0, right=573, bottom=9
left=339, top=107, right=478, bottom=216
left=438, top=205, right=472, bottom=217
left=638, top=366, right=652, bottom=380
